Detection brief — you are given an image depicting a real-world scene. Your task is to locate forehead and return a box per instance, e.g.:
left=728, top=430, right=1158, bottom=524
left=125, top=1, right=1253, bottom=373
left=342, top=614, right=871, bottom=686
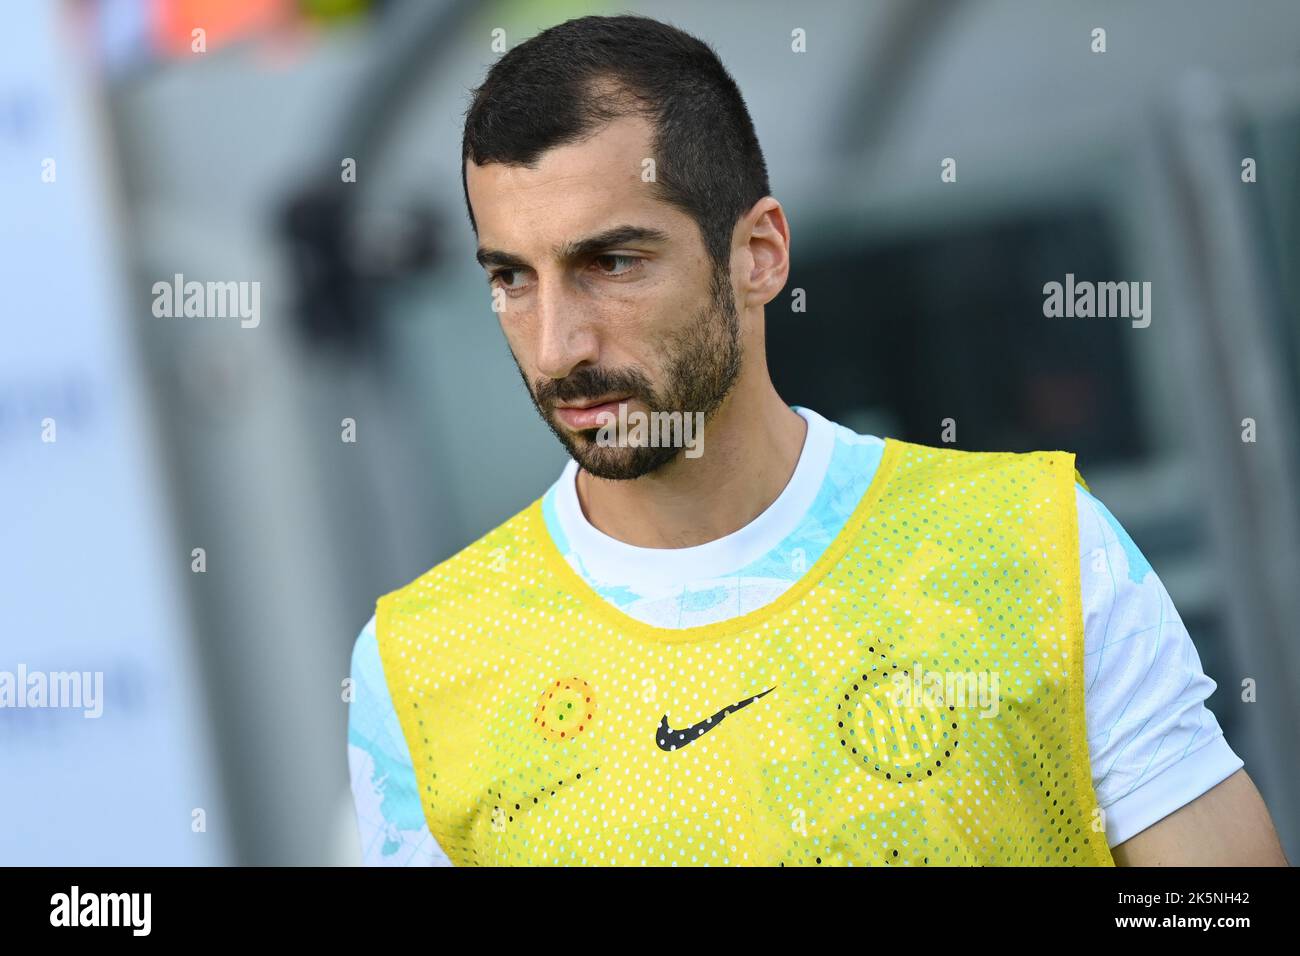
left=466, top=114, right=686, bottom=253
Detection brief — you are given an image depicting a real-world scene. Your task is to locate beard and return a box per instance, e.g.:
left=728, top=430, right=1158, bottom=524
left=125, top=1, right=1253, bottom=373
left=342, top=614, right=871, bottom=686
left=514, top=267, right=743, bottom=480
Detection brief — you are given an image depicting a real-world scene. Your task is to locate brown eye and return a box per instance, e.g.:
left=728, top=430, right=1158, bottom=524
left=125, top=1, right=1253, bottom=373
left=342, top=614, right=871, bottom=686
left=489, top=269, right=528, bottom=293
left=593, top=254, right=639, bottom=276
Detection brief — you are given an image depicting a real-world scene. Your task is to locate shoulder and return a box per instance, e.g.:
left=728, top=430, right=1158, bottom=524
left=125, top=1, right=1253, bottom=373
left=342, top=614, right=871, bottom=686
left=349, top=613, right=398, bottom=714
left=348, top=613, right=397, bottom=740
left=349, top=613, right=382, bottom=686
left=1073, top=484, right=1153, bottom=581
left=884, top=436, right=1076, bottom=469
left=378, top=494, right=544, bottom=608
left=880, top=437, right=1081, bottom=501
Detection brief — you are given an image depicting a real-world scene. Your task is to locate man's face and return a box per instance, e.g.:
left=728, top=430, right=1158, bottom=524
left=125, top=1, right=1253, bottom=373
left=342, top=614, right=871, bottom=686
left=466, top=114, right=742, bottom=479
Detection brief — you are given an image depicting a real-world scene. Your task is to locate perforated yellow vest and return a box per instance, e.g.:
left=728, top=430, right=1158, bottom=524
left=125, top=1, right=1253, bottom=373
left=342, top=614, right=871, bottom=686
left=376, top=438, right=1115, bottom=866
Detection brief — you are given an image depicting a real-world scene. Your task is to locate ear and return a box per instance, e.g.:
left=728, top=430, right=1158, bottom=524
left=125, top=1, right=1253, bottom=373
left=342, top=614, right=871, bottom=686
left=737, top=197, right=790, bottom=310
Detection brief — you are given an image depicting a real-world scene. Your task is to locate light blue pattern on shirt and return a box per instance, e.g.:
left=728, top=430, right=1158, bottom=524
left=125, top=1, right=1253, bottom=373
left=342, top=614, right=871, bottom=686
left=538, top=422, right=883, bottom=609
left=1086, top=490, right=1155, bottom=585
left=348, top=631, right=448, bottom=865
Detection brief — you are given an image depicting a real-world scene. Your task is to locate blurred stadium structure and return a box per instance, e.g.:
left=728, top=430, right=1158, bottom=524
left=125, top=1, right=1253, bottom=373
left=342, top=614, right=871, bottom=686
left=2, top=0, right=1297, bottom=864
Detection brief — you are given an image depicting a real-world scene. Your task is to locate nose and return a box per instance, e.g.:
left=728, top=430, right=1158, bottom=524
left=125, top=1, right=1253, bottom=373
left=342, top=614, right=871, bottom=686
left=532, top=276, right=599, bottom=381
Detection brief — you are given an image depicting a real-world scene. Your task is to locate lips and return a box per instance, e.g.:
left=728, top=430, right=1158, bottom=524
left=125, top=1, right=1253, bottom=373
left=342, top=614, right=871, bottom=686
left=553, top=395, right=633, bottom=430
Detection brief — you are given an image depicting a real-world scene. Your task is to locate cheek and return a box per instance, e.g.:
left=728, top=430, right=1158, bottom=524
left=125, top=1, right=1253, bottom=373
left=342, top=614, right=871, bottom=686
left=602, top=279, right=702, bottom=364
left=497, top=298, right=536, bottom=339
left=496, top=313, right=537, bottom=370
left=640, top=283, right=700, bottom=341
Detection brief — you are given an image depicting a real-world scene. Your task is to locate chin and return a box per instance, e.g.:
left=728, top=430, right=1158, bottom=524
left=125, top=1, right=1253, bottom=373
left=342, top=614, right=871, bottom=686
left=570, top=439, right=682, bottom=481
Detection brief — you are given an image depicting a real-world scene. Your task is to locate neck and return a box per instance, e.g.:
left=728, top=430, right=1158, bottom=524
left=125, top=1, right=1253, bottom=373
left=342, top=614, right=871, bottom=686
left=573, top=376, right=806, bottom=549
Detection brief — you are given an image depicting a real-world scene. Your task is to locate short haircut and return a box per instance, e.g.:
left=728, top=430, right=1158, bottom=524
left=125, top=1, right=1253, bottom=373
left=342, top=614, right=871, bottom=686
left=461, top=14, right=771, bottom=277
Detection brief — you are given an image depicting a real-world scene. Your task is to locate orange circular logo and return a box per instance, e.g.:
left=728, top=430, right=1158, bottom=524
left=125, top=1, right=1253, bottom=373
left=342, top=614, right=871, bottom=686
left=533, top=677, right=596, bottom=741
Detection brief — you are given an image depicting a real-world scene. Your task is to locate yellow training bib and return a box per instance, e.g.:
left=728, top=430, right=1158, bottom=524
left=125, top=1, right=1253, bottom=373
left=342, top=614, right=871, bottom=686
left=376, top=437, right=1115, bottom=866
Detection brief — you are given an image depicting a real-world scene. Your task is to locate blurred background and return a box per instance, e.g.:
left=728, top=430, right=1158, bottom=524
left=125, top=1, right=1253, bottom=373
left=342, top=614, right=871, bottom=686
left=2, top=0, right=1297, bottom=865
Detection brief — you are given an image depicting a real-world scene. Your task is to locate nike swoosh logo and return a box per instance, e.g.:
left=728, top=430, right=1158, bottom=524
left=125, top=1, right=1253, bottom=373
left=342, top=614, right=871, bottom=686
left=656, top=686, right=775, bottom=751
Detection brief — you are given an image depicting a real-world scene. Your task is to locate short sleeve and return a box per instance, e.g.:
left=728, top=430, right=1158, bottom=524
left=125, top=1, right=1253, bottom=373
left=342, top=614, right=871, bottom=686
left=1076, top=486, right=1244, bottom=847
left=347, top=614, right=452, bottom=866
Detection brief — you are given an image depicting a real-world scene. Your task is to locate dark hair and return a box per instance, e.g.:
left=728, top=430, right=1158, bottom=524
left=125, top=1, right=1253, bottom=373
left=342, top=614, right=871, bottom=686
left=461, top=14, right=770, bottom=276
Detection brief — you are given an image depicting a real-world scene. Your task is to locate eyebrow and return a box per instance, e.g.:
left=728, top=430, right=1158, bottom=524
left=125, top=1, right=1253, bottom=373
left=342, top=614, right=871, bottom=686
left=475, top=224, right=671, bottom=270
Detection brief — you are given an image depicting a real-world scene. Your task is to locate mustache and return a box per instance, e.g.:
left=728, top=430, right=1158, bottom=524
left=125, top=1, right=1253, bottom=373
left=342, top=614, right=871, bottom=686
left=533, top=367, right=654, bottom=407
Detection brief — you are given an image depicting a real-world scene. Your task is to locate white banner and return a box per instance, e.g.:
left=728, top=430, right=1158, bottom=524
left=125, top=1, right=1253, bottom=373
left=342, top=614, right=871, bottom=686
left=0, top=1, right=227, bottom=865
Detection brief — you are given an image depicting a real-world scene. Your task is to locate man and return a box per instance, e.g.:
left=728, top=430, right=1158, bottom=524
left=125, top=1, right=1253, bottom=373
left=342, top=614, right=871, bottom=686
left=347, top=15, right=1287, bottom=866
